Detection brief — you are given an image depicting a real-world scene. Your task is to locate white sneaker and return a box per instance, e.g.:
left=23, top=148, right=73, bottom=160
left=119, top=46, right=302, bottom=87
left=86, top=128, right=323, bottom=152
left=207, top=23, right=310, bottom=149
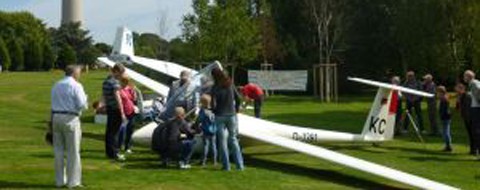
left=179, top=161, right=185, bottom=169
left=126, top=149, right=133, bottom=154
left=179, top=161, right=191, bottom=169
left=116, top=154, right=126, bottom=162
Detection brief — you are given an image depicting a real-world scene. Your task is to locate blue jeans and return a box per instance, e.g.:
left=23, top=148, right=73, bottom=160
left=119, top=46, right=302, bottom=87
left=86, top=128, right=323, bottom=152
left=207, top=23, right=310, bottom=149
left=202, top=134, right=217, bottom=165
left=118, top=116, right=135, bottom=151
left=442, top=120, right=452, bottom=148
left=181, top=139, right=196, bottom=164
left=216, top=115, right=244, bottom=171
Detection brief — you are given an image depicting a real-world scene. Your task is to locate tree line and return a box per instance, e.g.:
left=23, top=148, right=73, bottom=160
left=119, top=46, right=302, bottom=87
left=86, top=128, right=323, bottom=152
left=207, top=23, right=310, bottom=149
left=0, top=11, right=111, bottom=71
left=174, top=0, right=480, bottom=89
left=3, top=1, right=480, bottom=90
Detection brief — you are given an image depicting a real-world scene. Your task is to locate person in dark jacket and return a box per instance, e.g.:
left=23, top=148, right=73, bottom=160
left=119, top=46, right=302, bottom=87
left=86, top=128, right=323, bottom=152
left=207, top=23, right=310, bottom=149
left=162, top=107, right=200, bottom=169
left=210, top=68, right=244, bottom=171
left=437, top=86, right=452, bottom=152
left=455, top=83, right=474, bottom=154
left=403, top=71, right=425, bottom=134
left=423, top=74, right=439, bottom=135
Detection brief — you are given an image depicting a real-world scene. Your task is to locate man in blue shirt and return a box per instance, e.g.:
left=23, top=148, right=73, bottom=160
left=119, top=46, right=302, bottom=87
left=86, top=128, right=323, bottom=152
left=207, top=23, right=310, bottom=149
left=51, top=65, right=88, bottom=188
left=102, top=63, right=127, bottom=161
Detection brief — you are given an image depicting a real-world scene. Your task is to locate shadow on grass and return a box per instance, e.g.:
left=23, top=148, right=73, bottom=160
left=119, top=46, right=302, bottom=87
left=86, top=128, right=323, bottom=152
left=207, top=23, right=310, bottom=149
left=82, top=132, right=104, bottom=142
left=326, top=144, right=388, bottom=154
left=81, top=115, right=95, bottom=123
left=122, top=160, right=161, bottom=170
left=247, top=151, right=297, bottom=157
left=0, top=180, right=53, bottom=189
left=374, top=145, right=455, bottom=156
left=405, top=156, right=477, bottom=162
left=244, top=155, right=407, bottom=190
left=266, top=95, right=374, bottom=104
left=264, top=111, right=366, bottom=133
left=30, top=150, right=107, bottom=161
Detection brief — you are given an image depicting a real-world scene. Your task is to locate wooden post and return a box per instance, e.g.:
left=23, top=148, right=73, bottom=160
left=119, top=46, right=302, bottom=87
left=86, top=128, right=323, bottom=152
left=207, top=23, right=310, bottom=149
left=314, top=63, right=339, bottom=103
left=334, top=63, right=338, bottom=102
left=320, top=65, right=324, bottom=101
left=313, top=65, right=317, bottom=97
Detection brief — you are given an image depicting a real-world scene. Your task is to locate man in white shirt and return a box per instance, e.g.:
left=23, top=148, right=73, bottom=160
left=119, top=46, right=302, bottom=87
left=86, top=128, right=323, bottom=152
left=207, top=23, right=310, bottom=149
left=51, top=65, right=88, bottom=188
left=464, top=70, right=480, bottom=159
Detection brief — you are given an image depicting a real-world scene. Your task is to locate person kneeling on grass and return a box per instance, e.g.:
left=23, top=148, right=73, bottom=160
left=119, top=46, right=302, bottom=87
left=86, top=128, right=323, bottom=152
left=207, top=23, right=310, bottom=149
left=438, top=86, right=453, bottom=152
left=196, top=94, right=218, bottom=166
left=163, top=107, right=200, bottom=169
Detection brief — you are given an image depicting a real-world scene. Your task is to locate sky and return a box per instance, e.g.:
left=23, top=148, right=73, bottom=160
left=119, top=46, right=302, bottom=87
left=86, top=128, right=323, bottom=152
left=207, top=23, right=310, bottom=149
left=0, top=0, right=193, bottom=44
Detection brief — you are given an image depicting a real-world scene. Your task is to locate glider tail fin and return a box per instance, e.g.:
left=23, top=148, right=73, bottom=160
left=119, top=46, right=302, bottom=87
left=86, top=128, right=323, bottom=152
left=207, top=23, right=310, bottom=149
left=360, top=88, right=398, bottom=141
left=110, top=26, right=134, bottom=62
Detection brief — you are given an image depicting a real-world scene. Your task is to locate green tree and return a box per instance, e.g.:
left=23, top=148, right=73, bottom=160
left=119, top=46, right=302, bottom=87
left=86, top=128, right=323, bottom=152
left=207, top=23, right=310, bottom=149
left=0, top=37, right=11, bottom=71
left=23, top=38, right=43, bottom=71
left=81, top=45, right=102, bottom=67
left=183, top=0, right=260, bottom=79
left=0, top=11, right=51, bottom=71
left=94, top=42, right=112, bottom=55
left=42, top=42, right=55, bottom=70
left=169, top=38, right=196, bottom=67
left=8, top=39, right=24, bottom=71
left=133, top=33, right=169, bottom=60
left=51, top=22, right=93, bottom=66
left=56, top=44, right=76, bottom=69
left=441, top=0, right=480, bottom=72
left=136, top=46, right=157, bottom=59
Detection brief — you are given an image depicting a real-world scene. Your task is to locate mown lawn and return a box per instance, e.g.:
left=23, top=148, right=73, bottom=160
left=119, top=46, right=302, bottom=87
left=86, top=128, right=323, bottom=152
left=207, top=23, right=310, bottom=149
left=0, top=71, right=478, bottom=189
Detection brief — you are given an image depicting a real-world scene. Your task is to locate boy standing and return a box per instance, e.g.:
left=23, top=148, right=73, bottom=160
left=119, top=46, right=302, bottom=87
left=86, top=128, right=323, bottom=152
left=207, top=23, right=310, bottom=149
left=197, top=94, right=217, bottom=166
left=437, top=86, right=452, bottom=152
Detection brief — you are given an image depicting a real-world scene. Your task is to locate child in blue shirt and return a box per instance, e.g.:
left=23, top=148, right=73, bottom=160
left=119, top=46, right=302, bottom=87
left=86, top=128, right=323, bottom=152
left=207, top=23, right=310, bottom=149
left=437, top=86, right=452, bottom=152
left=197, top=94, right=218, bottom=166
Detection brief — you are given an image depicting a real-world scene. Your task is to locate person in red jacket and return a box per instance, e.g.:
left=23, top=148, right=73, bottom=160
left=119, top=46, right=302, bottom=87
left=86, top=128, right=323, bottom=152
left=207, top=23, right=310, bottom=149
left=240, top=83, right=264, bottom=118
left=118, top=76, right=137, bottom=154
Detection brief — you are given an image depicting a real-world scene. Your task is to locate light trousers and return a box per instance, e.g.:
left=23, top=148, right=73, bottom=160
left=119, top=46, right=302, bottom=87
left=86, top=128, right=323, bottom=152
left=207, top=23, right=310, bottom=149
left=52, top=114, right=82, bottom=187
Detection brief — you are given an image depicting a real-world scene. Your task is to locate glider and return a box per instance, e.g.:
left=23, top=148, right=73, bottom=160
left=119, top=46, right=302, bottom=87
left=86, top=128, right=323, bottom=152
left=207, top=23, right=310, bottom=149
left=97, top=27, right=458, bottom=190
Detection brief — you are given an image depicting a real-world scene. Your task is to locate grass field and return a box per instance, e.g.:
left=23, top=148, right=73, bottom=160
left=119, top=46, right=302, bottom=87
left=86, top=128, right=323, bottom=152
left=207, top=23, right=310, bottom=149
left=0, top=71, right=478, bottom=189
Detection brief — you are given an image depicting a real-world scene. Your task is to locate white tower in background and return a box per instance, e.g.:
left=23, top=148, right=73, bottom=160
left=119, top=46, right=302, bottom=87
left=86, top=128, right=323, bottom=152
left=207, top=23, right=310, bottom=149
left=61, top=0, right=83, bottom=25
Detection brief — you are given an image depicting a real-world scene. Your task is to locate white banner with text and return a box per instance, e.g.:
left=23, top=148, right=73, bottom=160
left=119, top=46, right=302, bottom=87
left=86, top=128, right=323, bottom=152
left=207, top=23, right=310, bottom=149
left=248, top=70, right=308, bottom=91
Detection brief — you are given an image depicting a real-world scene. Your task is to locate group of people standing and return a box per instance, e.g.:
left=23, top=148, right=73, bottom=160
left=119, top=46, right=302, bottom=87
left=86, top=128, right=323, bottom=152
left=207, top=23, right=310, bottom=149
left=158, top=67, right=265, bottom=170
left=391, top=70, right=480, bottom=157
left=50, top=63, right=143, bottom=187
left=102, top=63, right=142, bottom=162
left=50, top=62, right=265, bottom=186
